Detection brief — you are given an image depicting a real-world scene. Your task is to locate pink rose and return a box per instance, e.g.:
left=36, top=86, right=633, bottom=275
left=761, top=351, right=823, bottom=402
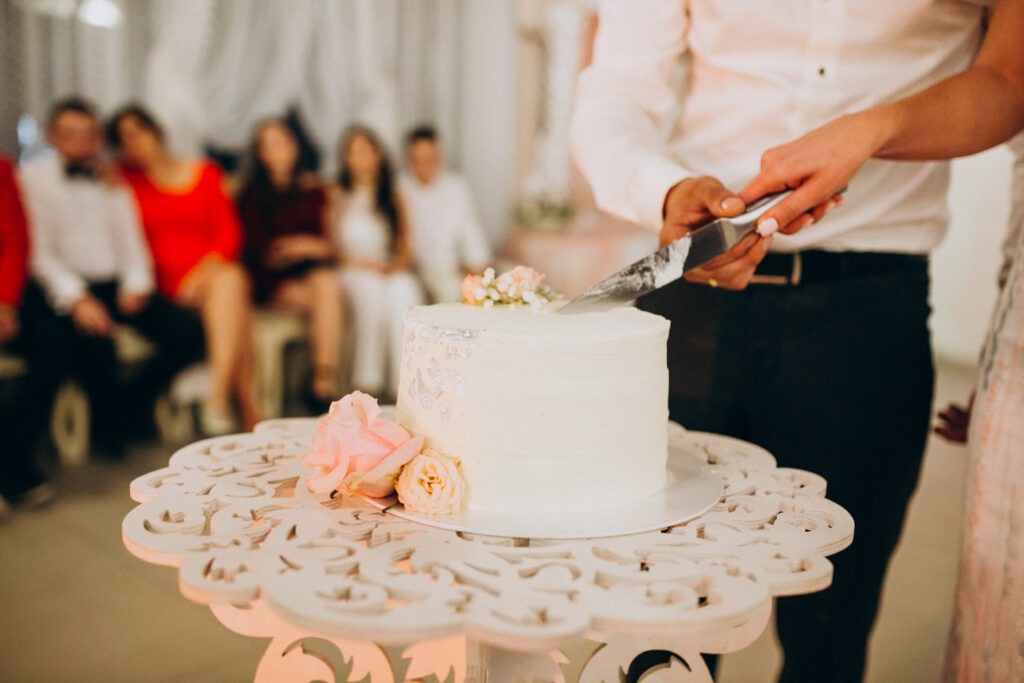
left=460, top=274, right=485, bottom=305
left=303, top=391, right=419, bottom=496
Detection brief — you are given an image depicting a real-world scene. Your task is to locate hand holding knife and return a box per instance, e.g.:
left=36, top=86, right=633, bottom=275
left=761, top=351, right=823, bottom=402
left=559, top=186, right=845, bottom=314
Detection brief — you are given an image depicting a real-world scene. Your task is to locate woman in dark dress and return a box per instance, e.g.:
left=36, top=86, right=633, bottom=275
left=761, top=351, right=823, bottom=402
left=236, top=120, right=342, bottom=404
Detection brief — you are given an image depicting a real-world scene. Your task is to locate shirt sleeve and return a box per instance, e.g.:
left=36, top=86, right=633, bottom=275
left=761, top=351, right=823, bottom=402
left=20, top=167, right=88, bottom=312
left=455, top=177, right=492, bottom=268
left=111, top=185, right=155, bottom=297
left=0, top=159, right=30, bottom=306
left=206, top=164, right=243, bottom=260
left=570, top=0, right=695, bottom=231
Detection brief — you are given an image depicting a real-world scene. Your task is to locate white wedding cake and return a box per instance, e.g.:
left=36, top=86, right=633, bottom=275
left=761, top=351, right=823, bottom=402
left=396, top=302, right=671, bottom=514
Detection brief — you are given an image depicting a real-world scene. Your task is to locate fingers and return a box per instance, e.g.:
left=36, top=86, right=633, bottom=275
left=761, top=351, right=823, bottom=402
left=685, top=234, right=773, bottom=290
left=661, top=176, right=746, bottom=247
left=933, top=401, right=971, bottom=444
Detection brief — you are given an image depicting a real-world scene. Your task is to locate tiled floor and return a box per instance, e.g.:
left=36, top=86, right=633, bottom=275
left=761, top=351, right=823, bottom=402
left=0, top=361, right=977, bottom=682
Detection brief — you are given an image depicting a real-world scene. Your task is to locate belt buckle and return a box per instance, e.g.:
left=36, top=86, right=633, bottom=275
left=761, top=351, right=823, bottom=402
left=750, top=252, right=803, bottom=286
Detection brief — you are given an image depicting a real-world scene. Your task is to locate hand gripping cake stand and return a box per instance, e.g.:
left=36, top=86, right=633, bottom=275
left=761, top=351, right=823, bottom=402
left=122, top=416, right=853, bottom=682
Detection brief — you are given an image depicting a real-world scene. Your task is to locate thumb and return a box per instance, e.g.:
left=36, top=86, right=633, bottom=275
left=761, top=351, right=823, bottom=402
left=695, top=177, right=745, bottom=218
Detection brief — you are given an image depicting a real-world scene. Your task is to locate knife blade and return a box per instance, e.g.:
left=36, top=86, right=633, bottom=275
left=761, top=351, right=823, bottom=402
left=557, top=189, right=794, bottom=314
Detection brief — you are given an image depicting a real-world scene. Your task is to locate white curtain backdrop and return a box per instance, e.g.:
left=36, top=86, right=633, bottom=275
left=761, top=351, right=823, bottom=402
left=3, top=0, right=517, bottom=243
left=142, top=0, right=515, bottom=241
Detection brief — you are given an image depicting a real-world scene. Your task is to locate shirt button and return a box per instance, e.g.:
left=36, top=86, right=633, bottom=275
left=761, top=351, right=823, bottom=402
left=818, top=67, right=826, bottom=76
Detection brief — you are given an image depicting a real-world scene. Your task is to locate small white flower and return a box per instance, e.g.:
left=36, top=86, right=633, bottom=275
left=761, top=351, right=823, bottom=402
left=522, top=289, right=537, bottom=303
left=484, top=299, right=494, bottom=309
left=488, top=287, right=501, bottom=300
left=474, top=287, right=487, bottom=300
left=508, top=284, right=518, bottom=298
left=495, top=280, right=509, bottom=293
left=483, top=267, right=496, bottom=284
left=530, top=299, right=543, bottom=310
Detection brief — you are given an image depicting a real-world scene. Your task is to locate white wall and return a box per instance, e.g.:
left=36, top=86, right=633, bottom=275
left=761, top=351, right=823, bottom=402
left=931, top=146, right=1015, bottom=365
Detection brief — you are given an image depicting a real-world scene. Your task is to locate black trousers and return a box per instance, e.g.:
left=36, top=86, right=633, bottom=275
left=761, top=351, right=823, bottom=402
left=639, top=260, right=933, bottom=683
left=19, top=281, right=204, bottom=446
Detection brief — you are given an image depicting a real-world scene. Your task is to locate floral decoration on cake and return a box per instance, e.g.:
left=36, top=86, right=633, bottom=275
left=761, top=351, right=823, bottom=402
left=303, top=391, right=468, bottom=515
left=461, top=265, right=555, bottom=309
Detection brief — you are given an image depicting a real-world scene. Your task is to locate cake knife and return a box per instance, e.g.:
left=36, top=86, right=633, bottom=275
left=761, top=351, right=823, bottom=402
left=557, top=189, right=794, bottom=314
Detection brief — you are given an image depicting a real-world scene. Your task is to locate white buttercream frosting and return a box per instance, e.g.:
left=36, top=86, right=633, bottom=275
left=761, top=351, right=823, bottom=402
left=396, top=303, right=671, bottom=514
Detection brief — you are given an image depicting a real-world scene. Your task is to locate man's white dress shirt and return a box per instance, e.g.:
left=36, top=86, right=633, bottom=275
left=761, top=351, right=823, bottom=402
left=399, top=170, right=492, bottom=301
left=571, top=0, right=994, bottom=253
left=20, top=157, right=153, bottom=312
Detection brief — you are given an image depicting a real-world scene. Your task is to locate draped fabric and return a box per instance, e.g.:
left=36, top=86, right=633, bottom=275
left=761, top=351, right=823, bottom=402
left=4, top=0, right=517, bottom=242
left=145, top=0, right=479, bottom=173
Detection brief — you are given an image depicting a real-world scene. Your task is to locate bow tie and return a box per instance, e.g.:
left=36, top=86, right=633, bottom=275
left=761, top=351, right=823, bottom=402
left=64, top=162, right=99, bottom=180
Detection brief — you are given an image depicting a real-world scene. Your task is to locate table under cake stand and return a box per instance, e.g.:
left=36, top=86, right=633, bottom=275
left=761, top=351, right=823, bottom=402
left=122, top=418, right=853, bottom=682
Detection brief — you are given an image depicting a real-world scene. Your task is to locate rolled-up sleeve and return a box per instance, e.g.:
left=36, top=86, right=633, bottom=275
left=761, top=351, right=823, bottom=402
left=570, top=0, right=694, bottom=231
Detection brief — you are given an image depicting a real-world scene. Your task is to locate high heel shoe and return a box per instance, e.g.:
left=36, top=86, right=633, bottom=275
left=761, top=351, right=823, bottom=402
left=304, top=365, right=338, bottom=415
left=199, top=400, right=236, bottom=436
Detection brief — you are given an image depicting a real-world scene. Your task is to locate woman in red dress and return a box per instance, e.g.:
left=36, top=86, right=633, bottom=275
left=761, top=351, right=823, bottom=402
left=108, top=105, right=259, bottom=434
left=236, top=120, right=342, bottom=407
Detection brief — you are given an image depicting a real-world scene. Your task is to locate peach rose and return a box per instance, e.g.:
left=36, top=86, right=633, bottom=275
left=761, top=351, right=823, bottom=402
left=504, top=265, right=544, bottom=289
left=395, top=448, right=468, bottom=515
left=460, top=274, right=486, bottom=305
left=303, top=391, right=418, bottom=496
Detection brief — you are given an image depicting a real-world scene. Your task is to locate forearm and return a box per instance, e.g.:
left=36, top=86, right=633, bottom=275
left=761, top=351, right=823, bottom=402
left=569, top=0, right=693, bottom=230
left=868, top=66, right=1024, bottom=161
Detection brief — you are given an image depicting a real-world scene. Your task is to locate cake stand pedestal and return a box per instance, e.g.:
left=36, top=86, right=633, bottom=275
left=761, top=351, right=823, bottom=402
left=122, top=418, right=854, bottom=682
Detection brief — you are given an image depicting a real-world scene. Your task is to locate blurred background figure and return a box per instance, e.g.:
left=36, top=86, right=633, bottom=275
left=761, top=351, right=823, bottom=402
left=237, top=119, right=342, bottom=410
left=19, top=97, right=202, bottom=459
left=333, top=125, right=421, bottom=398
left=108, top=104, right=259, bottom=434
left=0, top=152, right=52, bottom=515
left=399, top=125, right=492, bottom=302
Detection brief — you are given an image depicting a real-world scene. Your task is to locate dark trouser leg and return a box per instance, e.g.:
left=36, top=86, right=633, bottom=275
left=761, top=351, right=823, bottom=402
left=639, top=283, right=751, bottom=679
left=751, top=270, right=933, bottom=683
left=640, top=264, right=933, bottom=683
left=8, top=284, right=76, bottom=488
left=67, top=286, right=120, bottom=446
left=104, top=288, right=205, bottom=426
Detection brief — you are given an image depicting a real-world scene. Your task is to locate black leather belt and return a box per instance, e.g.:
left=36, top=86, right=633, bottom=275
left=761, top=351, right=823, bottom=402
left=749, top=250, right=928, bottom=286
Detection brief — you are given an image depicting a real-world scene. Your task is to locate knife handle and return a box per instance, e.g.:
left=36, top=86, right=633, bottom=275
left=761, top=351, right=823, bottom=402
left=738, top=185, right=848, bottom=226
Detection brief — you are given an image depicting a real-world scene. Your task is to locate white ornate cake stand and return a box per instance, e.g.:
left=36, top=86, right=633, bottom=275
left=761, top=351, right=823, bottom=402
left=122, top=418, right=854, bottom=682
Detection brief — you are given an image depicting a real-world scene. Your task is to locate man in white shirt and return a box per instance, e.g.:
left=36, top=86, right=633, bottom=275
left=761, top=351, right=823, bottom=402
left=19, top=97, right=203, bottom=457
left=571, top=1, right=998, bottom=680
left=398, top=126, right=492, bottom=302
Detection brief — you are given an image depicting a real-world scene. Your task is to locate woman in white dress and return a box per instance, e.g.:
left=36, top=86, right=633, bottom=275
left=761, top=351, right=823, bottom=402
left=332, top=126, right=421, bottom=397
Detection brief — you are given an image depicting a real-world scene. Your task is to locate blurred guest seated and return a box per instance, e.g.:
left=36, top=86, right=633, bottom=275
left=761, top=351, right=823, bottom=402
left=107, top=103, right=258, bottom=434
left=0, top=153, right=54, bottom=515
left=399, top=125, right=492, bottom=302
left=237, top=119, right=342, bottom=408
left=332, top=125, right=421, bottom=397
left=18, top=97, right=204, bottom=459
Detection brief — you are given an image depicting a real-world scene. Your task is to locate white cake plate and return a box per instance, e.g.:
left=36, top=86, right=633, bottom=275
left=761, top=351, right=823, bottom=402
left=363, top=427, right=724, bottom=539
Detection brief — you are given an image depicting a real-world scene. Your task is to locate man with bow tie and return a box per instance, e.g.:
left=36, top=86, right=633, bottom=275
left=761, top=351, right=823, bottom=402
left=18, top=96, right=203, bottom=459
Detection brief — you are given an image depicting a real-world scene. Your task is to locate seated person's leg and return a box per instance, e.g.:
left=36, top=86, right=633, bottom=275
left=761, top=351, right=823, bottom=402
left=117, top=293, right=205, bottom=430
left=177, top=258, right=259, bottom=432
left=73, top=283, right=123, bottom=457
left=339, top=269, right=387, bottom=395
left=273, top=268, right=343, bottom=402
